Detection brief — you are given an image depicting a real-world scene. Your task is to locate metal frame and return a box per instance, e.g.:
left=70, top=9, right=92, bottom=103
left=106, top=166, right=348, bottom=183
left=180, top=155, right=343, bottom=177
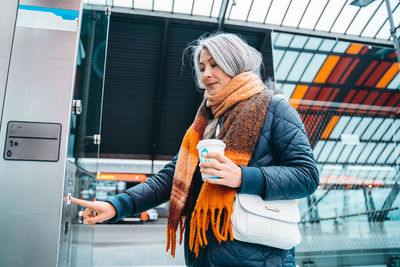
left=84, top=4, right=394, bottom=46
left=217, top=0, right=229, bottom=31
left=150, top=18, right=169, bottom=173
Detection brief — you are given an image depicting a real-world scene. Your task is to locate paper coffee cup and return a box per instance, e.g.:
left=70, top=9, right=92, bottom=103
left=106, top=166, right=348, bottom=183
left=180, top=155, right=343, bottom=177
left=196, top=139, right=226, bottom=181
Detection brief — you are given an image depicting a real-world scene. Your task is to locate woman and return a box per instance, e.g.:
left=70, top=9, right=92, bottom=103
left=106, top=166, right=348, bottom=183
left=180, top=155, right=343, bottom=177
left=71, top=32, right=319, bottom=266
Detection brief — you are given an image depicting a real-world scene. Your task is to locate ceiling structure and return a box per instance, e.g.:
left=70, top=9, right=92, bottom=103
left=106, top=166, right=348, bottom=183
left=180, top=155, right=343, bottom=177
left=84, top=0, right=400, bottom=45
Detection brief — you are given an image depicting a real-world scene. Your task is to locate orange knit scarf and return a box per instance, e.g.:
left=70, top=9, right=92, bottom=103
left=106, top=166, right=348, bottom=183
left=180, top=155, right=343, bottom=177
left=166, top=72, right=272, bottom=257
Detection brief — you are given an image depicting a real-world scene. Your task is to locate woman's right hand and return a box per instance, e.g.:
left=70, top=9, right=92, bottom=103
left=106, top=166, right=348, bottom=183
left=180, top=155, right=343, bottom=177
left=70, top=197, right=116, bottom=227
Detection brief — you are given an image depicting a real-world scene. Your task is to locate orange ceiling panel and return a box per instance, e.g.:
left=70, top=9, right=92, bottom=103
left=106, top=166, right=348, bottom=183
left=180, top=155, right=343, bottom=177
left=376, top=62, right=400, bottom=88
left=346, top=43, right=364, bottom=54
left=314, top=55, right=340, bottom=84
left=321, top=115, right=340, bottom=139
left=290, top=85, right=308, bottom=109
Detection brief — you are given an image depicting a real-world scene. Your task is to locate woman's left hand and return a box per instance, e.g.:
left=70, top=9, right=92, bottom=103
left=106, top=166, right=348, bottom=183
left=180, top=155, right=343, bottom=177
left=199, top=152, right=242, bottom=188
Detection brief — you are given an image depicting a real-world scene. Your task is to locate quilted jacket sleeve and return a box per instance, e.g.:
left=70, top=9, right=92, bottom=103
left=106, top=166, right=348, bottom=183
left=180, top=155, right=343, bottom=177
left=107, top=154, right=178, bottom=222
left=240, top=97, right=319, bottom=200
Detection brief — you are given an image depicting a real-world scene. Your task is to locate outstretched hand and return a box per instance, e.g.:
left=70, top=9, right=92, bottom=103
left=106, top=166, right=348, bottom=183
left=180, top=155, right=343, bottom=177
left=70, top=197, right=116, bottom=227
left=199, top=152, right=242, bottom=188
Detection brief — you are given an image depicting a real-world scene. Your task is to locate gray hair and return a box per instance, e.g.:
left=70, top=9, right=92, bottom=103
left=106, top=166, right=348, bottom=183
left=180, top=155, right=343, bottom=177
left=189, top=32, right=263, bottom=89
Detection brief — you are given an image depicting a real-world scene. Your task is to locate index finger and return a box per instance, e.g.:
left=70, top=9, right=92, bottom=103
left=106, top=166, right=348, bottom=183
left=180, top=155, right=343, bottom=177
left=70, top=197, right=94, bottom=208
left=204, top=152, right=228, bottom=163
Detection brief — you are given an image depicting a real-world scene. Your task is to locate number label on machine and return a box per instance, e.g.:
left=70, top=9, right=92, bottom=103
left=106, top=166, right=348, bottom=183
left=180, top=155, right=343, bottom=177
left=4, top=121, right=62, bottom=161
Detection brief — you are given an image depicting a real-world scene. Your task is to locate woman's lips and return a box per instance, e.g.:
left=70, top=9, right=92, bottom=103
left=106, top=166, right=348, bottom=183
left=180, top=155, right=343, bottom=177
left=207, top=82, right=217, bottom=87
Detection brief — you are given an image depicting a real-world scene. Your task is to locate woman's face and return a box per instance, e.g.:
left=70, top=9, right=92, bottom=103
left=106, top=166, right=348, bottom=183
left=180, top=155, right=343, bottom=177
left=199, top=49, right=232, bottom=96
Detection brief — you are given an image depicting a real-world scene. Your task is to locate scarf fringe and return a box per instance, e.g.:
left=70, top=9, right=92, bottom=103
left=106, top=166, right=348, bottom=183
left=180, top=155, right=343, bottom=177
left=188, top=194, right=234, bottom=257
left=167, top=217, right=187, bottom=257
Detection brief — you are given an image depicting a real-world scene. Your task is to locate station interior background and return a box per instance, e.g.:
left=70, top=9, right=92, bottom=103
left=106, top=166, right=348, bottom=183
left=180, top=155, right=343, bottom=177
left=65, top=0, right=400, bottom=266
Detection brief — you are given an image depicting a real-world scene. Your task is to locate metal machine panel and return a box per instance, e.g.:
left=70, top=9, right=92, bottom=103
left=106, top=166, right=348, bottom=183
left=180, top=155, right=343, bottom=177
left=0, top=0, right=83, bottom=266
left=4, top=121, right=62, bottom=161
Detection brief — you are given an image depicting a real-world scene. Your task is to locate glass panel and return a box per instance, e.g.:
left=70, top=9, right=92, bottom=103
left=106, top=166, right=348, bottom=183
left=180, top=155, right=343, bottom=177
left=68, top=8, right=108, bottom=166
left=367, top=143, right=386, bottom=164
left=361, top=118, right=384, bottom=140
left=343, top=117, right=361, bottom=134
left=377, top=143, right=395, bottom=163
left=281, top=83, right=296, bottom=99
left=69, top=165, right=97, bottom=267
left=318, top=39, right=336, bottom=52
left=332, top=41, right=350, bottom=53
left=338, top=144, right=354, bottom=163
left=264, top=0, right=291, bottom=25
left=287, top=52, right=313, bottom=81
left=228, top=0, right=252, bottom=20
left=330, top=4, right=360, bottom=34
left=314, top=0, right=345, bottom=32
left=290, top=35, right=308, bottom=49
left=375, top=20, right=391, bottom=40
left=357, top=143, right=376, bottom=163
left=304, top=37, right=323, bottom=50
left=392, top=0, right=400, bottom=32
left=353, top=117, right=373, bottom=137
left=318, top=141, right=335, bottom=162
left=274, top=32, right=293, bottom=47
left=347, top=142, right=365, bottom=163
left=173, top=0, right=192, bottom=14
left=272, top=49, right=285, bottom=68
left=281, top=0, right=310, bottom=27
left=113, top=0, right=133, bottom=8
left=192, top=0, right=213, bottom=16
left=68, top=6, right=109, bottom=267
left=275, top=51, right=299, bottom=80
left=298, top=0, right=329, bottom=29
left=300, top=54, right=327, bottom=82
left=361, top=2, right=388, bottom=38
left=388, top=72, right=400, bottom=89
left=312, top=140, right=325, bottom=161
left=247, top=0, right=272, bottom=23
left=346, top=0, right=382, bottom=35
left=330, top=116, right=350, bottom=139
left=327, top=141, right=344, bottom=162
left=382, top=119, right=399, bottom=140
left=371, top=118, right=393, bottom=140
left=154, top=0, right=173, bottom=12
left=210, top=0, right=222, bottom=17
left=135, top=0, right=152, bottom=9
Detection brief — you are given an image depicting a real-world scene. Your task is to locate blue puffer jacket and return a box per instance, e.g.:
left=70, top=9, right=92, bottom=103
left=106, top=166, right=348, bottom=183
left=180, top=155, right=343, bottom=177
left=108, top=95, right=319, bottom=267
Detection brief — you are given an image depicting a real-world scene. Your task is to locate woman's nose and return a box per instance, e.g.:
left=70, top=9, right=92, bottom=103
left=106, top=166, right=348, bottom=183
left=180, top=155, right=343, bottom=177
left=203, top=66, right=212, bottom=78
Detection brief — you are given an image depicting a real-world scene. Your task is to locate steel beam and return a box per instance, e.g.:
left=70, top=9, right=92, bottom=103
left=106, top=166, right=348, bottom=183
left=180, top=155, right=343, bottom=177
left=150, top=18, right=169, bottom=174
left=217, top=0, right=229, bottom=31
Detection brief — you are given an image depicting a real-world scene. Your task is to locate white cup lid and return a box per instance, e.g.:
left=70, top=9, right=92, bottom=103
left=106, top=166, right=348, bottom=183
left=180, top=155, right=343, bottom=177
left=196, top=139, right=226, bottom=149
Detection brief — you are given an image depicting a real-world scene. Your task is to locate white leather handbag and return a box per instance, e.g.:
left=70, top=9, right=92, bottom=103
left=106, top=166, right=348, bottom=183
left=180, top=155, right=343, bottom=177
left=231, top=193, right=301, bottom=250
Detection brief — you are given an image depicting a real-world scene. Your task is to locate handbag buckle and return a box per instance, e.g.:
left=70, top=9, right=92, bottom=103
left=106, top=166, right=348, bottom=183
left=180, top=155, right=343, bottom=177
left=265, top=206, right=280, bottom=212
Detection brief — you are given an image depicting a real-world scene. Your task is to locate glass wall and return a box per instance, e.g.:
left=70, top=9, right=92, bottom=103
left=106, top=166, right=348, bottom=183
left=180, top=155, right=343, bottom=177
left=67, top=6, right=110, bottom=267
left=272, top=32, right=400, bottom=266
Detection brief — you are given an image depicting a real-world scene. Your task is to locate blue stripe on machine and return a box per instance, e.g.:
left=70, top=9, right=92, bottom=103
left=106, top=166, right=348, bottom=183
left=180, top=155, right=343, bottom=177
left=18, top=5, right=79, bottom=20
